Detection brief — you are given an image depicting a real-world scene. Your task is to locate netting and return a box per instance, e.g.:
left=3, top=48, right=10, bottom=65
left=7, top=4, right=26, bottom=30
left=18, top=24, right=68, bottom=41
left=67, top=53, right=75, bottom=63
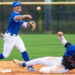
left=0, top=2, right=75, bottom=33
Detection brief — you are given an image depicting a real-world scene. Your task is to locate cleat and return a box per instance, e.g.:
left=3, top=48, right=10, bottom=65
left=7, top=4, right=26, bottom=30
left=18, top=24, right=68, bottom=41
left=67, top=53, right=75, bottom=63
left=57, top=32, right=63, bottom=37
left=27, top=66, right=36, bottom=72
left=13, top=59, right=22, bottom=66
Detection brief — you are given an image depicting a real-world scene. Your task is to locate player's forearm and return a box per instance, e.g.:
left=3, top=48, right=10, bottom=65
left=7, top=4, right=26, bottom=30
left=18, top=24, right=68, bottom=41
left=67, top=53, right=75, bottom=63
left=15, top=15, right=26, bottom=20
left=15, top=15, right=32, bottom=21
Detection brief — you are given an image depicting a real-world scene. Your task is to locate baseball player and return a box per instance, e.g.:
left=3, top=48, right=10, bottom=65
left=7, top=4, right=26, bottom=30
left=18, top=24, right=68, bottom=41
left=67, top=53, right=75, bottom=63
left=0, top=1, right=35, bottom=71
left=13, top=32, right=75, bottom=74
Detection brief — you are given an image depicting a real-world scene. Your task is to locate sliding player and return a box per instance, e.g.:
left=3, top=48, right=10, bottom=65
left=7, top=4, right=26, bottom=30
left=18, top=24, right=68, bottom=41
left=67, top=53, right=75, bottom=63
left=13, top=32, right=75, bottom=73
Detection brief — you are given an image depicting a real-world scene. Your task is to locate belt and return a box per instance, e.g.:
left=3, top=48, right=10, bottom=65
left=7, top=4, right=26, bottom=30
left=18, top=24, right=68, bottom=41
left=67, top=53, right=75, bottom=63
left=6, top=32, right=18, bottom=36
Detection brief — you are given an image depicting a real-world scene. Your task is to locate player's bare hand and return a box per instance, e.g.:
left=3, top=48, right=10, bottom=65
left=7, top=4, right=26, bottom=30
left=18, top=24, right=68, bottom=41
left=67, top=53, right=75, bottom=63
left=24, top=15, right=32, bottom=19
left=57, top=32, right=63, bottom=37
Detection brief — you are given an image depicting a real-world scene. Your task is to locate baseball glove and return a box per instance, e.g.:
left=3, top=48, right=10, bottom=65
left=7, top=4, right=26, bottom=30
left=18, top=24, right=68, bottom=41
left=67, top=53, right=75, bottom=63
left=28, top=21, right=36, bottom=31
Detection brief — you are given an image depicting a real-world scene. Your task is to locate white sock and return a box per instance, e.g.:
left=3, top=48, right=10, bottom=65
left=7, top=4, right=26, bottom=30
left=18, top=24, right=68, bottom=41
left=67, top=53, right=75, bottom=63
left=58, top=36, right=67, bottom=46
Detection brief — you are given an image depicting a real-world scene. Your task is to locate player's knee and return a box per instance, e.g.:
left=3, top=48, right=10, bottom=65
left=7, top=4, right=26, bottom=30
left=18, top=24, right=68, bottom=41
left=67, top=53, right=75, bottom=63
left=40, top=67, right=51, bottom=74
left=3, top=54, right=9, bottom=58
left=35, top=58, right=42, bottom=64
left=20, top=48, right=26, bottom=53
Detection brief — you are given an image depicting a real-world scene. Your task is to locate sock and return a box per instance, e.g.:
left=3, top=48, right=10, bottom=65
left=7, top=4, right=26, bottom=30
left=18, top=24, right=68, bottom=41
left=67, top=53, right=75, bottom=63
left=58, top=36, right=67, bottom=46
left=0, top=53, right=4, bottom=59
left=22, top=63, right=26, bottom=67
left=22, top=51, right=33, bottom=68
left=22, top=51, right=30, bottom=62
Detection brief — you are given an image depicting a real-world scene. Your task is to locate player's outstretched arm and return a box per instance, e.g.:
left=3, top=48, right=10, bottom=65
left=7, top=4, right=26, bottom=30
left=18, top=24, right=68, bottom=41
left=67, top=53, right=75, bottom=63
left=15, top=14, right=32, bottom=21
left=57, top=32, right=67, bottom=46
left=57, top=32, right=63, bottom=37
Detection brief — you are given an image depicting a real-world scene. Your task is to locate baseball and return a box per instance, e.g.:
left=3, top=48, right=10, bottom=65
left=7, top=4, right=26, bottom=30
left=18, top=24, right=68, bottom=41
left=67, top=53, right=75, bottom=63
left=36, top=6, right=41, bottom=11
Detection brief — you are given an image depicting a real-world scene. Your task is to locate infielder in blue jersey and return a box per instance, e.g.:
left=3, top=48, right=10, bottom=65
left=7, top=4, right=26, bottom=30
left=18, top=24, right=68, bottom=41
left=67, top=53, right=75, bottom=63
left=14, top=32, right=75, bottom=74
left=0, top=1, right=35, bottom=71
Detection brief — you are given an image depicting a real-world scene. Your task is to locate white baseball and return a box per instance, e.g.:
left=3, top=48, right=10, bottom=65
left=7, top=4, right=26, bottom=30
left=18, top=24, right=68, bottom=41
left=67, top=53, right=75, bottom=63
left=36, top=6, right=41, bottom=11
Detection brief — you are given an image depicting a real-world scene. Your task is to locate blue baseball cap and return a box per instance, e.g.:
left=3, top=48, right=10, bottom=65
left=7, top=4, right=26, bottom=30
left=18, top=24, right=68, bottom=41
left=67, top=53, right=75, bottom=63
left=12, top=1, right=22, bottom=8
left=65, top=45, right=75, bottom=57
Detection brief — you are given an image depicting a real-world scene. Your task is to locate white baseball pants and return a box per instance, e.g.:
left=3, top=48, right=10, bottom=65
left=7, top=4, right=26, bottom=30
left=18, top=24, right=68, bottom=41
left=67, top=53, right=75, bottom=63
left=25, top=56, right=69, bottom=73
left=3, top=33, right=26, bottom=58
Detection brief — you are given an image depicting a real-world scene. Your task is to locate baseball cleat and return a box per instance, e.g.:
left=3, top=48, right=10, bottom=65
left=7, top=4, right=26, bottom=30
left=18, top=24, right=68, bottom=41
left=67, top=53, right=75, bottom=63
left=57, top=32, right=63, bottom=37
left=13, top=59, right=22, bottom=66
left=27, top=66, right=36, bottom=72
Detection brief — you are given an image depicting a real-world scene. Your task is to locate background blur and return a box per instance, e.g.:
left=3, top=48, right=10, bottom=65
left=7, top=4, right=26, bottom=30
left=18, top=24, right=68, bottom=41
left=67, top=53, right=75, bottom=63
left=0, top=0, right=75, bottom=34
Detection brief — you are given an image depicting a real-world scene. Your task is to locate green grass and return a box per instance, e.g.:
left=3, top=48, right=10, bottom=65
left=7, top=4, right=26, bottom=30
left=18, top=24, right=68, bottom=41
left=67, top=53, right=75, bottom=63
left=0, top=34, right=75, bottom=61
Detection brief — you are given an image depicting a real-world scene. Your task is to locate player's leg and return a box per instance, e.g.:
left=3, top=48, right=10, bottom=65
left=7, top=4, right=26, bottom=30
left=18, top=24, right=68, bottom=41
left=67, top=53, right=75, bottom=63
left=58, top=32, right=71, bottom=47
left=23, top=57, right=62, bottom=66
left=0, top=36, right=15, bottom=59
left=39, top=64, right=69, bottom=74
left=0, top=34, right=5, bottom=59
left=15, top=35, right=35, bottom=71
left=13, top=57, right=62, bottom=67
left=2, top=37, right=15, bottom=58
left=15, top=36, right=29, bottom=61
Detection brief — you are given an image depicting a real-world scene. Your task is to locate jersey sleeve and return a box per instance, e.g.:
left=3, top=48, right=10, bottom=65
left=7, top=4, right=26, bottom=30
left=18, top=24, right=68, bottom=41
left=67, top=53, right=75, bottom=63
left=11, top=13, right=24, bottom=25
left=11, top=13, right=19, bottom=22
left=22, top=21, right=27, bottom=28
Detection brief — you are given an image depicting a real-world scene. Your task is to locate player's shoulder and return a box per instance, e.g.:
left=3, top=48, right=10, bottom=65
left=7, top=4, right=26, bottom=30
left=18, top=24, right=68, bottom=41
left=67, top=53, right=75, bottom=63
left=10, top=12, right=20, bottom=19
left=11, top=12, right=20, bottom=16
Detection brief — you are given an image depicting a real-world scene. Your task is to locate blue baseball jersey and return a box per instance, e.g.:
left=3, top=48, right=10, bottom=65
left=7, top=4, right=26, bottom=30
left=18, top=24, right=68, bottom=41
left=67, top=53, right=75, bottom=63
left=65, top=45, right=75, bottom=57
left=7, top=12, right=24, bottom=35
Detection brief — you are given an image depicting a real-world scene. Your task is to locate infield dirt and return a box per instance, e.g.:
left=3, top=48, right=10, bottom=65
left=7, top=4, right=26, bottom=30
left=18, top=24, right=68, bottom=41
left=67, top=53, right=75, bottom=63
left=0, top=61, right=75, bottom=75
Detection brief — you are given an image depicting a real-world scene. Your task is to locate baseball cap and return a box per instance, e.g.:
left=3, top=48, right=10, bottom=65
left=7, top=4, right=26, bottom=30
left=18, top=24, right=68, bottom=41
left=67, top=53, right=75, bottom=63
left=65, top=45, right=75, bottom=57
left=12, top=1, right=22, bottom=8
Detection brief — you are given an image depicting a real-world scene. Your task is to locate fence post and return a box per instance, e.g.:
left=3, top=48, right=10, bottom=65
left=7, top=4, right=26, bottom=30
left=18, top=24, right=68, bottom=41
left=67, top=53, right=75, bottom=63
left=44, top=0, right=51, bottom=34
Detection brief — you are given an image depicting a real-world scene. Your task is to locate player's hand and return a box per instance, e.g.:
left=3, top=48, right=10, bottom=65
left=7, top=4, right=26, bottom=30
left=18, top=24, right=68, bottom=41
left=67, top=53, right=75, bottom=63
left=24, top=15, right=32, bottom=19
left=57, top=32, right=63, bottom=37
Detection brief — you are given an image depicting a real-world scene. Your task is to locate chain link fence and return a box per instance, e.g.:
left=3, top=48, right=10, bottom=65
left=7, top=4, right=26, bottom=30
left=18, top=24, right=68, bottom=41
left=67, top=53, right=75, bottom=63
left=0, top=3, right=75, bottom=33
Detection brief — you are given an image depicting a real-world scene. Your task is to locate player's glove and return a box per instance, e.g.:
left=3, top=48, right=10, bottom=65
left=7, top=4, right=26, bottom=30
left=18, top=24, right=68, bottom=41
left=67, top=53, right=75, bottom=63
left=28, top=21, right=36, bottom=31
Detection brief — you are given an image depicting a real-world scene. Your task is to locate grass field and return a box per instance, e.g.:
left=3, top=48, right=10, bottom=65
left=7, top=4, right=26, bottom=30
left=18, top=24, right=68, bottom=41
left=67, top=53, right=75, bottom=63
left=0, top=34, right=75, bottom=61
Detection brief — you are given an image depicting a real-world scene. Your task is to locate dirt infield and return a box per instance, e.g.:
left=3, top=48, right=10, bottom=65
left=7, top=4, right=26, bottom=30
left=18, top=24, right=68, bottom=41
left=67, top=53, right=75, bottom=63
left=0, top=61, right=75, bottom=75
